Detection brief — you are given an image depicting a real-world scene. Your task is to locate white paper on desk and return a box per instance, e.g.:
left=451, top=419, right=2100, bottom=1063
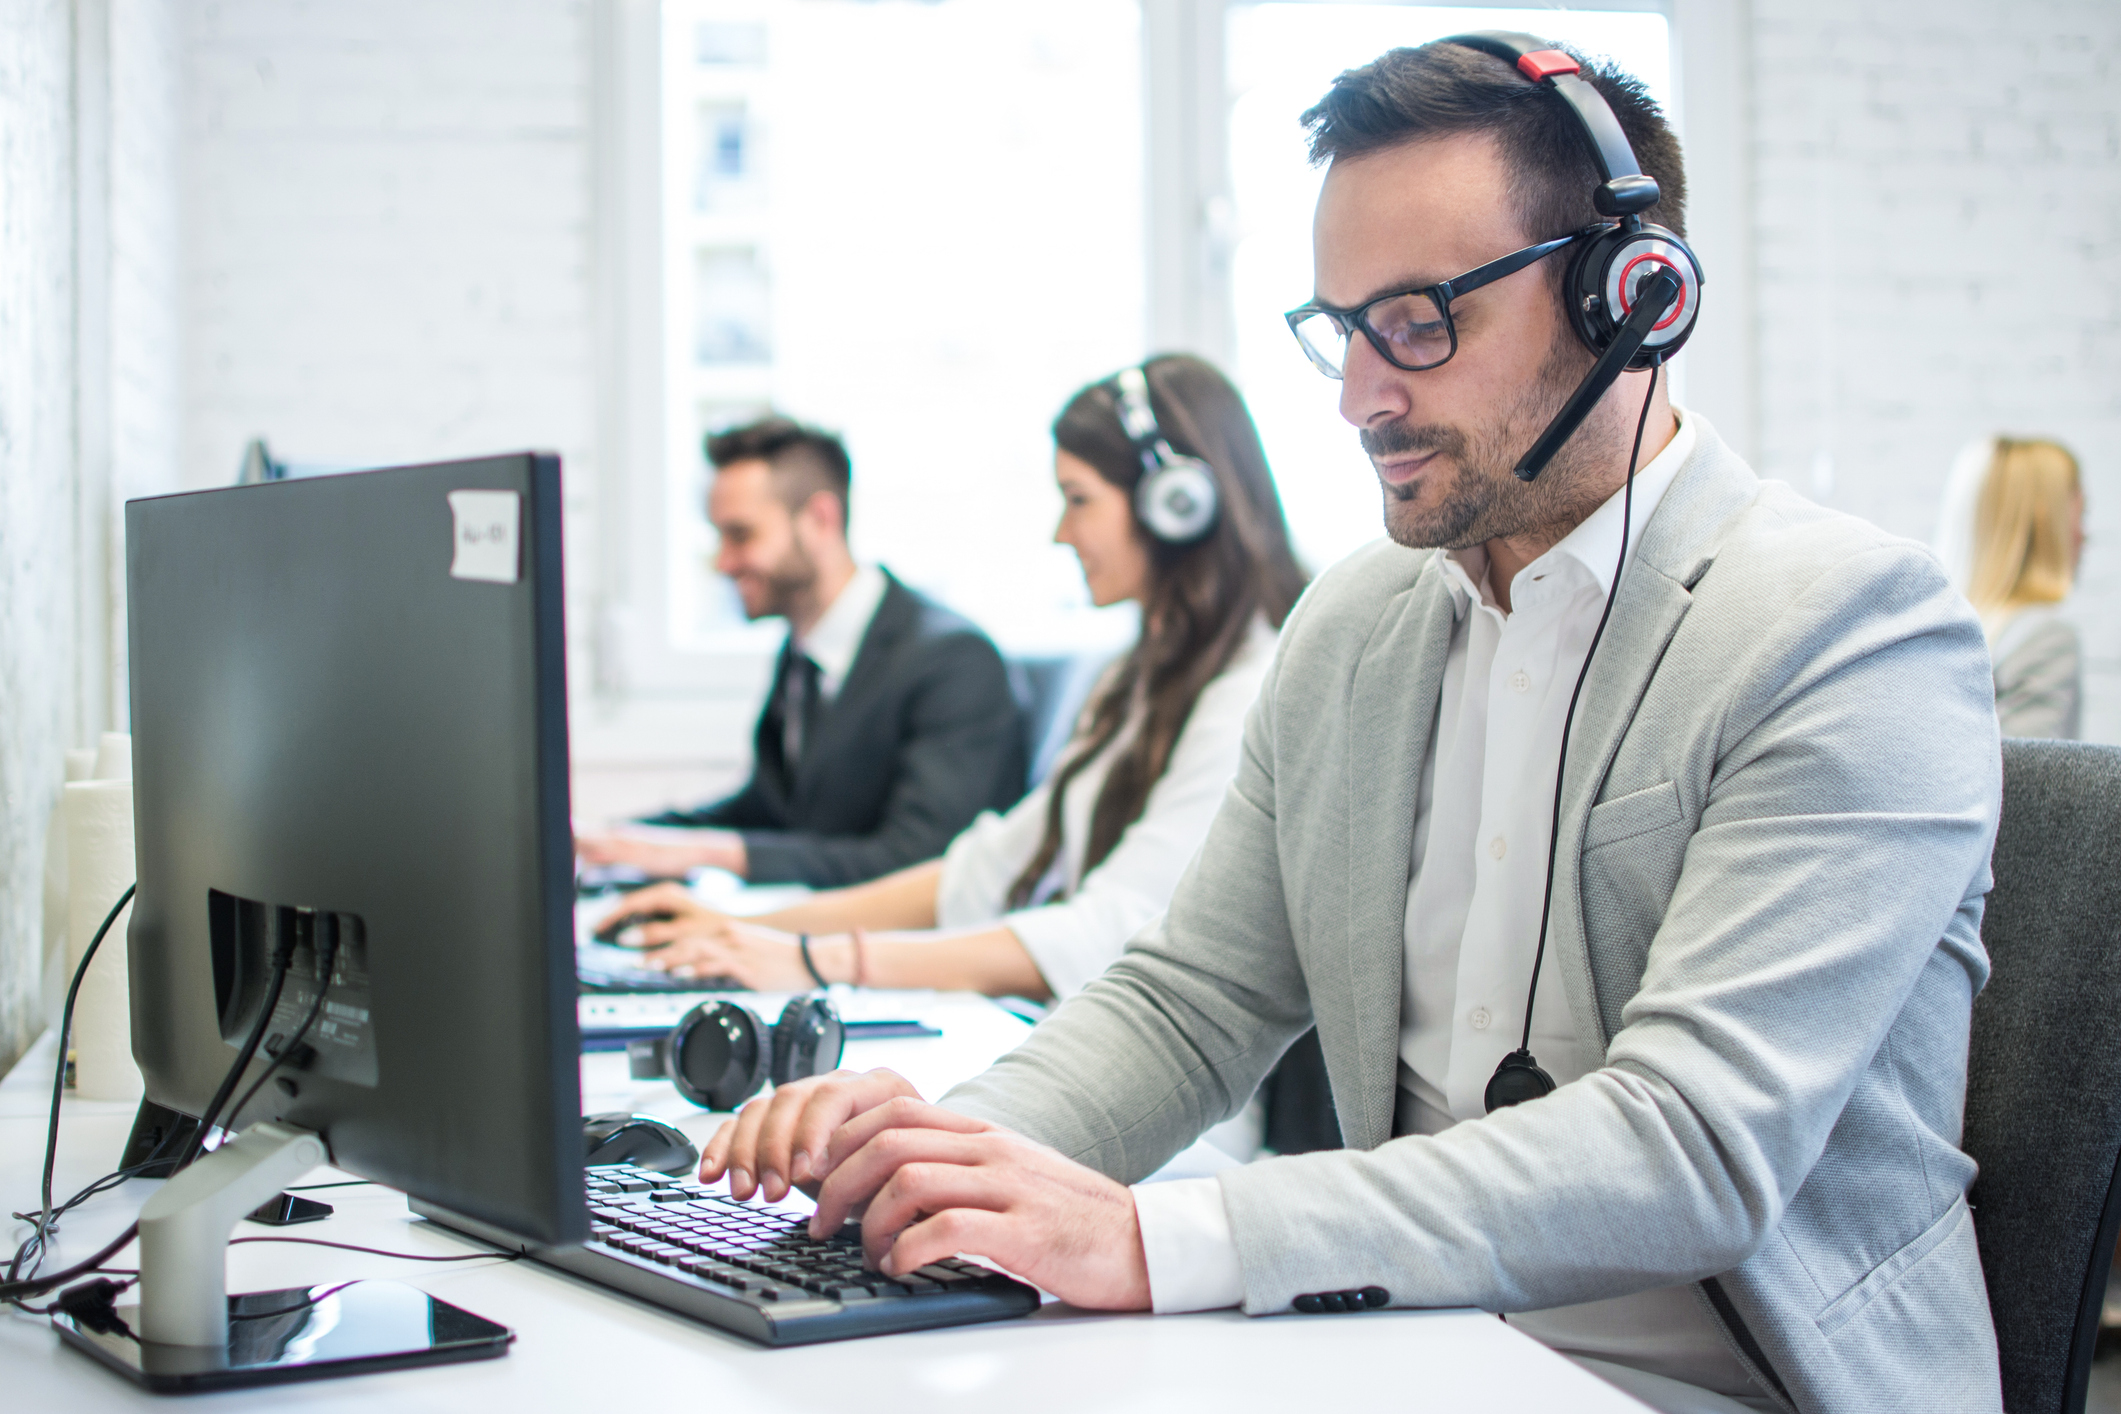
left=65, top=778, right=143, bottom=1101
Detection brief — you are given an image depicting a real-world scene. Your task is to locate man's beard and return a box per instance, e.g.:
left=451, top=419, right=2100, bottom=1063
left=1362, top=330, right=1610, bottom=551
left=747, top=537, right=819, bottom=622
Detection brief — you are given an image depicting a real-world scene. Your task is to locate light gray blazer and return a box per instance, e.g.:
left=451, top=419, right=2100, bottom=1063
left=944, top=415, right=2005, bottom=1414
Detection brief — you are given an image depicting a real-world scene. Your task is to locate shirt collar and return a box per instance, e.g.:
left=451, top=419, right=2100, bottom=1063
left=1439, top=406, right=1696, bottom=613
left=794, top=563, right=888, bottom=693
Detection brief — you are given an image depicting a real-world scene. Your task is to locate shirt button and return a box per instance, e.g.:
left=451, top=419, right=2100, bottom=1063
left=1509, top=670, right=1530, bottom=693
left=1469, top=1007, right=1492, bottom=1031
left=1489, top=836, right=1507, bottom=860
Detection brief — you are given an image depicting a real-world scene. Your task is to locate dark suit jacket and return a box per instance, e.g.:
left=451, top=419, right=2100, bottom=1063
left=646, top=571, right=1026, bottom=886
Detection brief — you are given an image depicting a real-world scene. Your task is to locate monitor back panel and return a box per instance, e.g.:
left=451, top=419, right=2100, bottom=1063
left=125, top=453, right=584, bottom=1247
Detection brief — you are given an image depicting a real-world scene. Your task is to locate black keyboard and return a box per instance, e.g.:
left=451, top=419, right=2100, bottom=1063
left=416, top=1164, right=1040, bottom=1346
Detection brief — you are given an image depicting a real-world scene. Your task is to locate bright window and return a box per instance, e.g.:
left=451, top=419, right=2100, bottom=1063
left=659, top=0, right=1148, bottom=662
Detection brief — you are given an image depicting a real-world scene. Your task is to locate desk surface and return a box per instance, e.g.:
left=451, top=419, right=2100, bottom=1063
left=4, top=998, right=1645, bottom=1412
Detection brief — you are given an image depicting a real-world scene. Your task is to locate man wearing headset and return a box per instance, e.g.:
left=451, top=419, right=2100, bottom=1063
left=699, top=38, right=2001, bottom=1414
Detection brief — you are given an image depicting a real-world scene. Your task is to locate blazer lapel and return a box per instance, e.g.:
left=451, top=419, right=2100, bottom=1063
left=1332, top=555, right=1458, bottom=1151
left=1544, top=425, right=1760, bottom=1065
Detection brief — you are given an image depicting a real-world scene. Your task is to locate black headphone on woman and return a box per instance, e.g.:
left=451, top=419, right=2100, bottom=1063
left=1447, top=32, right=1704, bottom=483
left=1107, top=364, right=1221, bottom=545
left=626, top=995, right=844, bottom=1111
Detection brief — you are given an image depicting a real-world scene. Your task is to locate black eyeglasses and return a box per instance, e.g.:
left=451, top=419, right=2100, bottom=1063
left=1284, top=233, right=1580, bottom=379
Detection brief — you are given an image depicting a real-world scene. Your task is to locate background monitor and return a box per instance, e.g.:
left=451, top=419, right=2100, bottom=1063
left=124, top=452, right=585, bottom=1249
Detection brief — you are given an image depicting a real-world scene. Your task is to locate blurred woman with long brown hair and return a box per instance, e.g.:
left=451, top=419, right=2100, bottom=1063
left=598, top=354, right=1307, bottom=1004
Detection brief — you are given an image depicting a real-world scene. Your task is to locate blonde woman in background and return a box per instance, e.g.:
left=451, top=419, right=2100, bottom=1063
left=1934, top=435, right=2088, bottom=738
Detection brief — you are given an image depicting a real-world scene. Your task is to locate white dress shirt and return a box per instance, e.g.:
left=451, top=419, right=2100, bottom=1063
left=793, top=563, right=888, bottom=703
left=936, top=619, right=1277, bottom=1001
left=1132, top=412, right=1766, bottom=1406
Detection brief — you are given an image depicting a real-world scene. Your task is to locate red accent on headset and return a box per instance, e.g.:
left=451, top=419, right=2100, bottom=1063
left=1618, top=254, right=1687, bottom=332
left=1516, top=50, right=1582, bottom=82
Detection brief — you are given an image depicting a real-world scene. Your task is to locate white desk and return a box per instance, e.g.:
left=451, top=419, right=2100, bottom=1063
left=3, top=1003, right=1645, bottom=1412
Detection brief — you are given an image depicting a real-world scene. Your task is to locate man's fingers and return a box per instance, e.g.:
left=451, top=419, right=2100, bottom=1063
left=811, top=1123, right=998, bottom=1237
left=872, top=1205, right=1020, bottom=1281
left=718, top=1095, right=777, bottom=1199
left=698, top=1116, right=741, bottom=1181
left=822, top=1095, right=991, bottom=1176
left=749, top=1076, right=838, bottom=1202
left=855, top=1158, right=1019, bottom=1270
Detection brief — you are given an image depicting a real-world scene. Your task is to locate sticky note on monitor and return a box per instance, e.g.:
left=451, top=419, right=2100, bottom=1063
left=448, top=490, right=521, bottom=584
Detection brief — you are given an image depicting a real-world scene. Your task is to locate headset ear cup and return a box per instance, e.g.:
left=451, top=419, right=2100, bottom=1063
left=665, top=1001, right=766, bottom=1110
left=1566, top=223, right=1702, bottom=365
left=770, top=995, right=846, bottom=1087
left=1134, top=457, right=1220, bottom=544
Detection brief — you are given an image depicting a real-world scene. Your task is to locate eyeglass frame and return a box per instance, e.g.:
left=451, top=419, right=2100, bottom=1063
left=1283, top=231, right=1584, bottom=379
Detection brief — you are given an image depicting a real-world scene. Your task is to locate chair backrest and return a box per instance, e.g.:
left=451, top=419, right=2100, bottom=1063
left=1964, top=740, right=2121, bottom=1414
left=1006, top=652, right=1113, bottom=789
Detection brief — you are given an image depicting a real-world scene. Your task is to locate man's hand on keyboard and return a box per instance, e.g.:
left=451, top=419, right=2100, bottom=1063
left=576, top=827, right=747, bottom=878
left=701, top=1068, right=924, bottom=1203
left=699, top=1069, right=1151, bottom=1312
left=810, top=1096, right=1152, bottom=1312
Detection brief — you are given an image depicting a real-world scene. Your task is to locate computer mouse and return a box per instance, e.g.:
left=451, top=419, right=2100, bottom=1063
left=583, top=1112, right=700, bottom=1175
left=593, top=910, right=677, bottom=945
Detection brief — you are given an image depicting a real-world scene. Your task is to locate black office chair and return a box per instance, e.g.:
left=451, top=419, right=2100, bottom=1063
left=1964, top=739, right=2121, bottom=1414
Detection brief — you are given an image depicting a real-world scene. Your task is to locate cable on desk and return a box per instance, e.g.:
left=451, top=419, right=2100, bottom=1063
left=5, top=884, right=135, bottom=1296
left=2, top=892, right=303, bottom=1306
left=227, top=1236, right=527, bottom=1264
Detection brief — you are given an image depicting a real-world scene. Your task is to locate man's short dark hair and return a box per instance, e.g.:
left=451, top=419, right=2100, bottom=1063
left=1301, top=40, right=1686, bottom=249
left=705, top=416, right=853, bottom=529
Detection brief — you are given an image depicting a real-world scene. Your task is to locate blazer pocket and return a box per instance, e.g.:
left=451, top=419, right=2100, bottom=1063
left=1583, top=779, right=1683, bottom=851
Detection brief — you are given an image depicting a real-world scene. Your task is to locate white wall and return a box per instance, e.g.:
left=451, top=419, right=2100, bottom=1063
left=182, top=0, right=603, bottom=683
left=0, top=0, right=186, bottom=1073
left=0, top=1, right=86, bottom=1073
left=1750, top=0, right=2121, bottom=739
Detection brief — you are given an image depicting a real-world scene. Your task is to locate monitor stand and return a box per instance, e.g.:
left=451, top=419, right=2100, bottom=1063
left=52, top=1121, right=512, bottom=1393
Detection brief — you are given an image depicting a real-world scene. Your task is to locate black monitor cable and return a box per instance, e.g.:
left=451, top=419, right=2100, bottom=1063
left=6, top=883, right=135, bottom=1296
left=2, top=891, right=306, bottom=1307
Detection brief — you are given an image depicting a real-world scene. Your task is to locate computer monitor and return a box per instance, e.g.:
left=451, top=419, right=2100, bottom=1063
left=74, top=452, right=582, bottom=1388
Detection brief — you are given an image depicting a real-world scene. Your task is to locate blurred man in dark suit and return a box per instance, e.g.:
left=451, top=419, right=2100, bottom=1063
left=577, top=418, right=1024, bottom=887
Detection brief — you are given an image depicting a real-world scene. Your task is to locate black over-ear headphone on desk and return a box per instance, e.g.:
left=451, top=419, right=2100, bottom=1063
left=1435, top=33, right=1700, bottom=1112
left=628, top=995, right=844, bottom=1111
left=1108, top=364, right=1221, bottom=545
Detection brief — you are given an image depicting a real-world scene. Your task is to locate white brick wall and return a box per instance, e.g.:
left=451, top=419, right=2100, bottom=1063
left=0, top=0, right=188, bottom=1069
left=182, top=0, right=600, bottom=654
left=0, top=1, right=85, bottom=1071
left=1751, top=0, right=2121, bottom=740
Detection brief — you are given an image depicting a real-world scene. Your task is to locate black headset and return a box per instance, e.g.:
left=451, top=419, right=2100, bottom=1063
left=1444, top=32, right=1703, bottom=484
left=1108, top=364, right=1221, bottom=544
left=627, top=995, right=845, bottom=1111
left=1431, top=34, right=1700, bottom=1113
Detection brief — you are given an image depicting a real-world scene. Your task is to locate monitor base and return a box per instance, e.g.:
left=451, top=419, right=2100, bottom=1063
left=53, top=1280, right=512, bottom=1393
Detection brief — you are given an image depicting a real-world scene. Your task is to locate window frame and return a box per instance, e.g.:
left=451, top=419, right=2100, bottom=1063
left=584, top=0, right=1743, bottom=715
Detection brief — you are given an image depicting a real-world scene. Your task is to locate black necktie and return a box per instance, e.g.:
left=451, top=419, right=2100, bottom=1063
left=782, top=652, right=822, bottom=769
